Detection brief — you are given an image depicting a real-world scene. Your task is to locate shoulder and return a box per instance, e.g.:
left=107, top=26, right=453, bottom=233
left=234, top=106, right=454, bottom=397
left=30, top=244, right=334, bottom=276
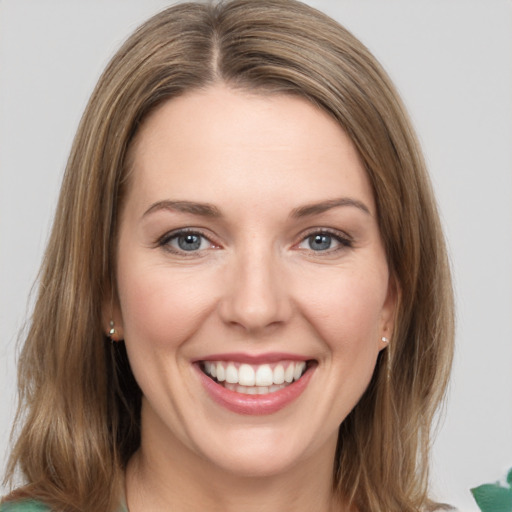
left=0, top=501, right=51, bottom=512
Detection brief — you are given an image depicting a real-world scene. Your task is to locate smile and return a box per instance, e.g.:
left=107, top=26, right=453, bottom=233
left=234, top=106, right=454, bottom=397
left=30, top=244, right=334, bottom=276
left=201, top=360, right=308, bottom=395
left=195, top=356, right=316, bottom=415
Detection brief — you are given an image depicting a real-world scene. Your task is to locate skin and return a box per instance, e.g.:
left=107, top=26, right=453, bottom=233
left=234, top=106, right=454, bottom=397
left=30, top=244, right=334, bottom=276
left=109, top=84, right=396, bottom=512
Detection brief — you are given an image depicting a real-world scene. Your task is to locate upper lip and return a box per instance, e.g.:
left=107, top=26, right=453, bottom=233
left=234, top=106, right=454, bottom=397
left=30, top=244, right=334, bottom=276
left=192, top=352, right=313, bottom=364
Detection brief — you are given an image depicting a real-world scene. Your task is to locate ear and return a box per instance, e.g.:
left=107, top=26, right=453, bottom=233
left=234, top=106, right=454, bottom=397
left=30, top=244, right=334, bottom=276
left=378, top=273, right=400, bottom=351
left=102, top=289, right=124, bottom=341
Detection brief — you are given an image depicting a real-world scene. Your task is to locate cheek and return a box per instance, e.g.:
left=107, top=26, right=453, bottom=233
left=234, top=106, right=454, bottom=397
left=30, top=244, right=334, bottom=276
left=296, top=265, right=389, bottom=351
left=296, top=267, right=389, bottom=420
left=116, top=261, right=218, bottom=350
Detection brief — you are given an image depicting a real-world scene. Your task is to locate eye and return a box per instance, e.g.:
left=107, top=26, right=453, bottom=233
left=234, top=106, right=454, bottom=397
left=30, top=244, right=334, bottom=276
left=158, top=229, right=215, bottom=254
left=297, top=230, right=352, bottom=252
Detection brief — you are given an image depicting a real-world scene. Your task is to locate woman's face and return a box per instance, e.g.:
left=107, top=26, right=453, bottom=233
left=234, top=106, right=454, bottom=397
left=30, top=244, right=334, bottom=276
left=113, top=85, right=395, bottom=478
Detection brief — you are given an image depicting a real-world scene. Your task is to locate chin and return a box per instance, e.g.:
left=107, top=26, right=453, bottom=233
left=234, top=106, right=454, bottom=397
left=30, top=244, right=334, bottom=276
left=206, top=447, right=306, bottom=479
left=191, top=423, right=330, bottom=480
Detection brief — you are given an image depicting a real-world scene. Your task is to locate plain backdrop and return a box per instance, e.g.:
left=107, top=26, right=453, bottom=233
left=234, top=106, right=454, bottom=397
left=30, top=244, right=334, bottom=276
left=1, top=1, right=511, bottom=510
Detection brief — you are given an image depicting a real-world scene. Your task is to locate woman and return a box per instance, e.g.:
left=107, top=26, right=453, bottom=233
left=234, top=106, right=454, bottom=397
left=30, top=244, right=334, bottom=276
left=1, top=1, right=454, bottom=511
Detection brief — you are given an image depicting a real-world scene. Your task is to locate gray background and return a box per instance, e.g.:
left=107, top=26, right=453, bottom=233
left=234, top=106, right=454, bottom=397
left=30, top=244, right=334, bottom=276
left=1, top=1, right=511, bottom=510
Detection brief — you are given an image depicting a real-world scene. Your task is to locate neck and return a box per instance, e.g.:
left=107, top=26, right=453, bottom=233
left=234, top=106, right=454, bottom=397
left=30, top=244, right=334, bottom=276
left=125, top=413, right=347, bottom=512
left=126, top=454, right=344, bottom=512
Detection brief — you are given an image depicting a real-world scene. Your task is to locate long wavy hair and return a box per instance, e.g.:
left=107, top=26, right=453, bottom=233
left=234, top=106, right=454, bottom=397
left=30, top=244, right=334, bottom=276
left=3, top=1, right=454, bottom=511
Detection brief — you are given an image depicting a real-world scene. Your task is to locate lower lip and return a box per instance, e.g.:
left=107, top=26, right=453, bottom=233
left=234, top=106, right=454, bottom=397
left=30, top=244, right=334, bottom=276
left=195, top=364, right=314, bottom=415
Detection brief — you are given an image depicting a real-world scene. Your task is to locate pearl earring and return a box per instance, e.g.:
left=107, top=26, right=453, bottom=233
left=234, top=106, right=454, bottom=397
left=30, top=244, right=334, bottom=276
left=381, top=336, right=389, bottom=344
left=108, top=320, right=120, bottom=342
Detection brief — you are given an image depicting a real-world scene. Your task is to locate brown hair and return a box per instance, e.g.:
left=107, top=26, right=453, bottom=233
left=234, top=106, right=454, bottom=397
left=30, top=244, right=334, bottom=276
left=3, top=1, right=454, bottom=511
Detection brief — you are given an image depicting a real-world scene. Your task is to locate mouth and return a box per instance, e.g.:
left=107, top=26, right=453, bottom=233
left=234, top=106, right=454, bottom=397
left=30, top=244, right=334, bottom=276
left=199, top=359, right=313, bottom=395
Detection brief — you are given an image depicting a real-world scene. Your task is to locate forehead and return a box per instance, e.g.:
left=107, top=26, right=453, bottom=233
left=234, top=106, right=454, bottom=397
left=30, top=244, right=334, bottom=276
left=125, top=85, right=375, bottom=215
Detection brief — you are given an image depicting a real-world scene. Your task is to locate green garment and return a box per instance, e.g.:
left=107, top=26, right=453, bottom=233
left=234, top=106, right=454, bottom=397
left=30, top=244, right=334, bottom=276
left=0, top=500, right=127, bottom=512
left=0, top=502, right=50, bottom=512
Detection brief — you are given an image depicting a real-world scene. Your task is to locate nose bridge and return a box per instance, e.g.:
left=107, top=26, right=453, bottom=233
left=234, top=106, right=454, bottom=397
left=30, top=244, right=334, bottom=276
left=220, top=239, right=291, bottom=332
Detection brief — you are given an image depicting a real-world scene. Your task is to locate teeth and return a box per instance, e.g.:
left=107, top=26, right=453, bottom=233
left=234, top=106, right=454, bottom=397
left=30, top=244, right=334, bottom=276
left=216, top=363, right=226, bottom=382
left=223, top=383, right=288, bottom=394
left=226, top=363, right=238, bottom=384
left=293, top=361, right=306, bottom=381
left=202, top=360, right=308, bottom=393
left=284, top=364, right=294, bottom=383
left=255, top=365, right=273, bottom=386
left=239, top=364, right=255, bottom=386
left=273, top=364, right=285, bottom=385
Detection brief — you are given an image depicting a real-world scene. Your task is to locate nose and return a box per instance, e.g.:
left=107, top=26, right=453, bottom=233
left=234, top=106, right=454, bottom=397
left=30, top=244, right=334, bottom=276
left=218, top=247, right=293, bottom=333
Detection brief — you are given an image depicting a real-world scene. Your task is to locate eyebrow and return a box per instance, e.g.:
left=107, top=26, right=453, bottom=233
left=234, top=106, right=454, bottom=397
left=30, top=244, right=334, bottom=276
left=142, top=197, right=371, bottom=220
left=290, top=198, right=371, bottom=218
left=143, top=200, right=221, bottom=218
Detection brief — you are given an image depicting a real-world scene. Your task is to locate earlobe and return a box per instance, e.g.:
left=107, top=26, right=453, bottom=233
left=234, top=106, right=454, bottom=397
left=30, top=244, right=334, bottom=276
left=378, top=334, right=390, bottom=351
left=105, top=315, right=124, bottom=342
left=102, top=293, right=124, bottom=341
left=108, top=320, right=123, bottom=342
left=379, top=274, right=400, bottom=350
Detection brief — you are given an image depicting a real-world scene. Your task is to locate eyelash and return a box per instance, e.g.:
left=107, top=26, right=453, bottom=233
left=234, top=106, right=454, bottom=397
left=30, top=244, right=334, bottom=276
left=156, top=228, right=353, bottom=256
left=157, top=228, right=216, bottom=256
left=297, top=228, right=353, bottom=254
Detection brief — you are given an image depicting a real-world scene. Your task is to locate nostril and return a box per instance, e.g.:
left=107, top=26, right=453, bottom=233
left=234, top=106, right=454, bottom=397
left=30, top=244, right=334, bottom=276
left=219, top=302, right=292, bottom=333
left=217, top=265, right=293, bottom=331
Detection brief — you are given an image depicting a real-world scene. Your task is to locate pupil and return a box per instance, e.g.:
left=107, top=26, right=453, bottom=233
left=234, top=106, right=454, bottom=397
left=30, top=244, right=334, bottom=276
left=309, top=234, right=331, bottom=251
left=178, top=234, right=201, bottom=251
